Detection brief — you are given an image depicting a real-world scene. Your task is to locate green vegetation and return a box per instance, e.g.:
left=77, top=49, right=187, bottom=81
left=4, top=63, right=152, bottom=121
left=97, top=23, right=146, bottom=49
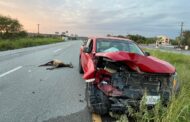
left=116, top=49, right=190, bottom=122
left=107, top=34, right=156, bottom=44
left=107, top=31, right=190, bottom=49
left=127, top=34, right=155, bottom=44
left=0, top=37, right=63, bottom=51
left=0, top=15, right=27, bottom=39
left=182, top=30, right=190, bottom=47
left=0, top=15, right=63, bottom=51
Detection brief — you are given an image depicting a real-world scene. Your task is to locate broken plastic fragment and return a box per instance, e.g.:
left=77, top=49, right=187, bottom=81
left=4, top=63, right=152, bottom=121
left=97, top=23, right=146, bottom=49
left=85, top=78, right=95, bottom=82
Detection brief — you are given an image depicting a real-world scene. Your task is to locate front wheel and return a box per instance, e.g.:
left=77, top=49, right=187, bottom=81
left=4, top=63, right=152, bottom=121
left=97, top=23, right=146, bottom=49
left=85, top=83, right=110, bottom=115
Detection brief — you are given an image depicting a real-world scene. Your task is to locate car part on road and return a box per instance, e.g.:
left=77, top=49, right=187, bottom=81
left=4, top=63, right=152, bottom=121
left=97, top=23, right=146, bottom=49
left=92, top=113, right=102, bottom=122
left=92, top=113, right=117, bottom=122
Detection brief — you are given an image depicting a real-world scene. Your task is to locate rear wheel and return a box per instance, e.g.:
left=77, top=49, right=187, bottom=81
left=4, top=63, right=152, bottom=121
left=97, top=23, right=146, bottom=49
left=86, top=82, right=110, bottom=115
left=79, top=57, right=84, bottom=74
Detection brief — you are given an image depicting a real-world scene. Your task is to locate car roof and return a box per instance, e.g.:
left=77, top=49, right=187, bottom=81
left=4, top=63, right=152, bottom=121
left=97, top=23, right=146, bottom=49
left=88, top=36, right=133, bottom=42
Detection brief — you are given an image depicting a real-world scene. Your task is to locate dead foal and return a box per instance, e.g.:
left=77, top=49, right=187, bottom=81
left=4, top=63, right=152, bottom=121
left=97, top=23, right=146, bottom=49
left=39, top=59, right=73, bottom=70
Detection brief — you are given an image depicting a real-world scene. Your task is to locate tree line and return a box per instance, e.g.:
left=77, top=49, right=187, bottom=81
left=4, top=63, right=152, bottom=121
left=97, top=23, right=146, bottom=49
left=168, top=31, right=190, bottom=48
left=107, top=34, right=156, bottom=44
left=181, top=31, right=190, bottom=47
left=0, top=15, right=27, bottom=39
left=107, top=32, right=190, bottom=48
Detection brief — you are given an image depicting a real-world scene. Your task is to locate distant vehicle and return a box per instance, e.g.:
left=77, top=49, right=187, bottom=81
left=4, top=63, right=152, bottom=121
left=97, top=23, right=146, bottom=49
left=79, top=37, right=179, bottom=115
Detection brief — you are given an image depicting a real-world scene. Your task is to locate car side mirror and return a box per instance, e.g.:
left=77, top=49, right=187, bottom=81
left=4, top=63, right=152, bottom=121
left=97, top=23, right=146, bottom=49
left=82, top=40, right=87, bottom=46
left=83, top=47, right=91, bottom=53
left=144, top=52, right=150, bottom=56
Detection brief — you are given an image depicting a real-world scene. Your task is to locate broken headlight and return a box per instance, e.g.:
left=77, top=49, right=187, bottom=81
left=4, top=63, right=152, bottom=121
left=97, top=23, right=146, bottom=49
left=171, top=72, right=179, bottom=92
left=161, top=72, right=178, bottom=90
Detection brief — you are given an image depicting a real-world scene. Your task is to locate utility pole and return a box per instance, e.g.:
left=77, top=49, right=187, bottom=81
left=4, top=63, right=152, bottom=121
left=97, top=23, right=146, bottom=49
left=37, top=24, right=40, bottom=35
left=180, top=22, right=184, bottom=38
left=179, top=22, right=184, bottom=47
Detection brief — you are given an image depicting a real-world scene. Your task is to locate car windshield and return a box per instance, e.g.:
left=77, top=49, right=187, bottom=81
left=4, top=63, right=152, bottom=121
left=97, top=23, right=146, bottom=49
left=96, top=39, right=144, bottom=55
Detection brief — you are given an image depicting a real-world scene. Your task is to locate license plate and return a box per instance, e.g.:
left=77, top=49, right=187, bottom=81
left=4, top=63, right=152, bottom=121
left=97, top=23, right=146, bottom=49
left=145, top=96, right=160, bottom=105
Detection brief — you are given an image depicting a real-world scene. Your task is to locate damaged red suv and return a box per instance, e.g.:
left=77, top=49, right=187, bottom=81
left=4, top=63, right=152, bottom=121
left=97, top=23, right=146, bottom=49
left=79, top=37, right=179, bottom=115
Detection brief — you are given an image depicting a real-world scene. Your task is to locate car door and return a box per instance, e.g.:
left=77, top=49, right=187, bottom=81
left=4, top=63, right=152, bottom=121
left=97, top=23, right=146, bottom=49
left=81, top=39, right=95, bottom=79
left=81, top=39, right=93, bottom=70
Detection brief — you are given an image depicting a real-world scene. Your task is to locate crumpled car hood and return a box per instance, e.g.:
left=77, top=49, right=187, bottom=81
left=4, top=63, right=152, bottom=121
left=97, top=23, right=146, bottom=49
left=96, top=51, right=175, bottom=74
left=83, top=51, right=175, bottom=80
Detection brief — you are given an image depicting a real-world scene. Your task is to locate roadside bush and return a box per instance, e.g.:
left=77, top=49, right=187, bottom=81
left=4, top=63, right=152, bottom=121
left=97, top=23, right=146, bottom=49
left=0, top=37, right=63, bottom=51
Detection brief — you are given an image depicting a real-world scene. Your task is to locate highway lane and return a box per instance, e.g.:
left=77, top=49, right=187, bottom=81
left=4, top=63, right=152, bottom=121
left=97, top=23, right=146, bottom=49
left=0, top=41, right=91, bottom=122
left=140, top=44, right=190, bottom=55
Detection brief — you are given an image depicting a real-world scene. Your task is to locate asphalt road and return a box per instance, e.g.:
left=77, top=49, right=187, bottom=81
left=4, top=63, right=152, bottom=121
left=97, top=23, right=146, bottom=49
left=0, top=40, right=91, bottom=122
left=140, top=44, right=190, bottom=55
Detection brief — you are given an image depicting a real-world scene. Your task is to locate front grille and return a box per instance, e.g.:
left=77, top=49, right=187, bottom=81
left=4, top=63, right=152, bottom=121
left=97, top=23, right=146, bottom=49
left=111, top=72, right=170, bottom=97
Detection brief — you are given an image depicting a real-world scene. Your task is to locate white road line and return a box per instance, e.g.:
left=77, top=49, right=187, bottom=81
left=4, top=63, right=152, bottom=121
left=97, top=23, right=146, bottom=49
left=0, top=66, right=23, bottom=78
left=53, top=48, right=62, bottom=53
left=53, top=44, right=72, bottom=53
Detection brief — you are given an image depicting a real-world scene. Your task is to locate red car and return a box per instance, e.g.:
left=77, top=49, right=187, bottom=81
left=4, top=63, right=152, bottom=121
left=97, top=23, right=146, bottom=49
left=79, top=37, right=179, bottom=115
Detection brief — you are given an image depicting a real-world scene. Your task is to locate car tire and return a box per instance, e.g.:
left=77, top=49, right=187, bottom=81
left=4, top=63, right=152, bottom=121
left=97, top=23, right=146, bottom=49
left=86, top=83, right=94, bottom=112
left=79, top=57, right=84, bottom=74
left=86, top=82, right=110, bottom=115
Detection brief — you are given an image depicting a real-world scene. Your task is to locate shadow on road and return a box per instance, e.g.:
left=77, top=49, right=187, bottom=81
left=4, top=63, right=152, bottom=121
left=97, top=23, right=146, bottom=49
left=43, top=107, right=91, bottom=122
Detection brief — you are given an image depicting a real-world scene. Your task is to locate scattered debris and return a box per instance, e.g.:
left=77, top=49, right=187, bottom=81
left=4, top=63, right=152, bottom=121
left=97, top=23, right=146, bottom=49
left=39, top=59, right=73, bottom=70
left=79, top=99, right=84, bottom=103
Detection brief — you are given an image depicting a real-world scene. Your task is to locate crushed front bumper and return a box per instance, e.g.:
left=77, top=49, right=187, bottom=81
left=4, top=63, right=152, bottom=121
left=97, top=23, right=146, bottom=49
left=108, top=97, right=140, bottom=113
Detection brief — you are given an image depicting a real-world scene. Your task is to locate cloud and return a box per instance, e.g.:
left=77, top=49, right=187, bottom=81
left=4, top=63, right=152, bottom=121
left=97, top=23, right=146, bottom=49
left=0, top=0, right=189, bottom=38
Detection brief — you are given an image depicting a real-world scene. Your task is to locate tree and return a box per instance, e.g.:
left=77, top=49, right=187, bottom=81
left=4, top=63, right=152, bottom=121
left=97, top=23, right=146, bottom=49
left=55, top=32, right=59, bottom=35
left=127, top=34, right=146, bottom=43
left=182, top=30, right=190, bottom=47
left=61, top=32, right=65, bottom=35
left=107, top=34, right=111, bottom=37
left=175, top=30, right=190, bottom=48
left=0, top=15, right=25, bottom=38
left=0, top=15, right=22, bottom=33
left=170, top=38, right=178, bottom=45
left=117, top=35, right=125, bottom=38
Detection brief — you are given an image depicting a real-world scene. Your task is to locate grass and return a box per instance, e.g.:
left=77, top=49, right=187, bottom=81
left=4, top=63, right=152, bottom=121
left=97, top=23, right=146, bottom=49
left=0, top=37, right=63, bottom=51
left=116, top=49, right=190, bottom=122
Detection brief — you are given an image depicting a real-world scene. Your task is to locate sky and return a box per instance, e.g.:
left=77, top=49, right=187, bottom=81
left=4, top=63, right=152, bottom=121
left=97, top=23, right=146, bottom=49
left=0, top=0, right=190, bottom=38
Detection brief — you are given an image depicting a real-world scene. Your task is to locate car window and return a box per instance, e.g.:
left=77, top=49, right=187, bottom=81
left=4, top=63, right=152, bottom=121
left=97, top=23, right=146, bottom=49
left=86, top=39, right=93, bottom=52
left=128, top=43, right=144, bottom=55
left=86, top=39, right=92, bottom=47
left=97, top=41, right=111, bottom=52
left=96, top=39, right=144, bottom=55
